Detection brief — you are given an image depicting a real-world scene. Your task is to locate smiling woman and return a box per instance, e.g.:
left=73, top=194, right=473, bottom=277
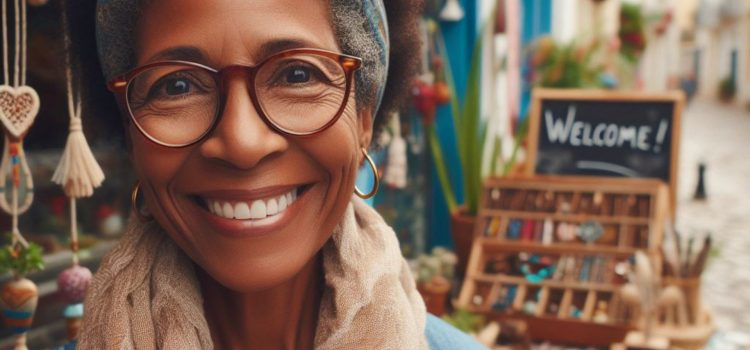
left=70, top=0, right=484, bottom=349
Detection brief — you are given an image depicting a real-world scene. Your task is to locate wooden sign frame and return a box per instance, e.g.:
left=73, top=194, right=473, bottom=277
left=525, top=88, right=685, bottom=214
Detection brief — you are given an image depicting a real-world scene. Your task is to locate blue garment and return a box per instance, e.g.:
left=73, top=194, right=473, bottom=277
left=425, top=314, right=488, bottom=350
left=59, top=316, right=483, bottom=349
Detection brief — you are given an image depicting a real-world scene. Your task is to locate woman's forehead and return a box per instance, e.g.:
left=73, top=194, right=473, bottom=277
left=134, top=0, right=338, bottom=66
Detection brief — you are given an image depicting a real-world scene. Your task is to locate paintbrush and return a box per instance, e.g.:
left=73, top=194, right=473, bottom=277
left=683, top=237, right=695, bottom=278
left=690, top=234, right=712, bottom=277
left=662, top=220, right=680, bottom=277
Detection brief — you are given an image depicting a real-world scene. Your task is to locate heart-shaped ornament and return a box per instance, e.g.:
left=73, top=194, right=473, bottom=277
left=0, top=85, right=40, bottom=139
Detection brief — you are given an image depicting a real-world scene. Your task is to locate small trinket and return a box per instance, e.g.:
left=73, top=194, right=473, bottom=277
left=507, top=219, right=522, bottom=240
left=547, top=303, right=559, bottom=314
left=615, top=261, right=629, bottom=277
left=577, top=220, right=605, bottom=243
left=558, top=201, right=572, bottom=214
left=485, top=217, right=502, bottom=237
left=593, top=301, right=610, bottom=323
left=0, top=277, right=38, bottom=334
left=522, top=300, right=537, bottom=315
left=556, top=223, right=576, bottom=241
left=541, top=219, right=554, bottom=245
left=63, top=303, right=83, bottom=341
left=491, top=189, right=500, bottom=200
left=519, top=255, right=554, bottom=284
left=569, top=305, right=582, bottom=319
left=57, top=265, right=92, bottom=304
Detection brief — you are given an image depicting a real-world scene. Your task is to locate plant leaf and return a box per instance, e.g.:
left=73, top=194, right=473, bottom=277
left=427, top=125, right=458, bottom=213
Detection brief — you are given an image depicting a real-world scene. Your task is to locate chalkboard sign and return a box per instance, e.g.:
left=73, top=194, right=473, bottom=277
left=526, top=89, right=684, bottom=211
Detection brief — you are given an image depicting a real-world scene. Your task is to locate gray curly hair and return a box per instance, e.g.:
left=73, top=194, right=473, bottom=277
left=95, top=0, right=389, bottom=116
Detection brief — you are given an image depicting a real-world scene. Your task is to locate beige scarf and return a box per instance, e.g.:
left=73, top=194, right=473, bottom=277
left=78, top=198, right=427, bottom=349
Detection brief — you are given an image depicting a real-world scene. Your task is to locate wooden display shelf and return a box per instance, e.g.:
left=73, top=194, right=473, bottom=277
left=458, top=175, right=669, bottom=346
left=481, top=210, right=652, bottom=225
left=483, top=311, right=632, bottom=346
left=477, top=238, right=641, bottom=257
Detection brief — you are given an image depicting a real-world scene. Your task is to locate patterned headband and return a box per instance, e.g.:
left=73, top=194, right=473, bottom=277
left=95, top=0, right=389, bottom=114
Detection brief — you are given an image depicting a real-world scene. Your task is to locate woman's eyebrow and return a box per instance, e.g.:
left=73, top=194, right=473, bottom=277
left=143, top=39, right=322, bottom=65
left=256, top=39, right=319, bottom=59
left=145, top=46, right=207, bottom=64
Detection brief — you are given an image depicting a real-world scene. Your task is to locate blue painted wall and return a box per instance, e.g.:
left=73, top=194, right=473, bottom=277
left=428, top=0, right=478, bottom=249
left=428, top=0, right=553, bottom=250
left=520, top=0, right=552, bottom=119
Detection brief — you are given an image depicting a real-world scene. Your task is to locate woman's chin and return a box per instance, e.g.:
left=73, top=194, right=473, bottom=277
left=197, top=260, right=306, bottom=293
left=171, top=184, right=335, bottom=293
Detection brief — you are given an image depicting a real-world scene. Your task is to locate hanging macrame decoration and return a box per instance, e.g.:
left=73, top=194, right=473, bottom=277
left=382, top=113, right=407, bottom=189
left=0, top=1, right=45, bottom=349
left=439, top=0, right=464, bottom=22
left=51, top=0, right=103, bottom=344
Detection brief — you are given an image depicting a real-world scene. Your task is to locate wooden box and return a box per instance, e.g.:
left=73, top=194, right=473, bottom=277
left=457, top=176, right=669, bottom=346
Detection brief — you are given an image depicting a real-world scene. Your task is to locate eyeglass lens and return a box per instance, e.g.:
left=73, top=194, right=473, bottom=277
left=126, top=53, right=350, bottom=146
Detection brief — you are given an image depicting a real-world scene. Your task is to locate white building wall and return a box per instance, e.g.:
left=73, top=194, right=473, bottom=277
left=632, top=0, right=682, bottom=91
left=551, top=0, right=620, bottom=44
left=695, top=0, right=750, bottom=103
left=738, top=12, right=750, bottom=102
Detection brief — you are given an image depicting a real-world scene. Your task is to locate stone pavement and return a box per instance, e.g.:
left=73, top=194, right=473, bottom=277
left=675, top=99, right=750, bottom=339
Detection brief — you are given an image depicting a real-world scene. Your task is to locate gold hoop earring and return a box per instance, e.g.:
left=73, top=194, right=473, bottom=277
left=131, top=181, right=152, bottom=222
left=355, top=148, right=379, bottom=199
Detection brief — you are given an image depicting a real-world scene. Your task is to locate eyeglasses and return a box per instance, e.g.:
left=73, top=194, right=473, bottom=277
left=107, top=48, right=363, bottom=147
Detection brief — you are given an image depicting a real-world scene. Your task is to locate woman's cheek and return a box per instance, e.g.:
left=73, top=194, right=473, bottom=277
left=130, top=128, right=186, bottom=185
left=303, top=115, right=361, bottom=183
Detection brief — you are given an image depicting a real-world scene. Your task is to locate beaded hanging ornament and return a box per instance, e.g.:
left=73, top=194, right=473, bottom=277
left=51, top=0, right=104, bottom=343
left=0, top=1, right=45, bottom=349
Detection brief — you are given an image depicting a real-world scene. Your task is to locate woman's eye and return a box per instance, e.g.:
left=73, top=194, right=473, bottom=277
left=286, top=67, right=312, bottom=84
left=164, top=78, right=192, bottom=95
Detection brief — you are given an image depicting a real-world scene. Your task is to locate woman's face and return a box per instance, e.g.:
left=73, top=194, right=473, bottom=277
left=132, top=0, right=372, bottom=292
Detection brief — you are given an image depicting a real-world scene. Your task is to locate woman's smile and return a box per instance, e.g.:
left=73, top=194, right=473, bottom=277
left=187, top=183, right=313, bottom=238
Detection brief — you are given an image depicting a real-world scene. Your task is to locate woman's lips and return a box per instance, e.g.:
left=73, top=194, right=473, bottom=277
left=188, top=185, right=309, bottom=238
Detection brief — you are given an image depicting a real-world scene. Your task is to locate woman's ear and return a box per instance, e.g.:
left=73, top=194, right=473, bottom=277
left=358, top=107, right=374, bottom=149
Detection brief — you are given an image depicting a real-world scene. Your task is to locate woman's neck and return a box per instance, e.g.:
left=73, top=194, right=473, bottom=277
left=199, top=255, right=324, bottom=350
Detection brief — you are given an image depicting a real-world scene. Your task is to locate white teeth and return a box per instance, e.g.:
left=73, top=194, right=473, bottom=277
left=278, top=195, right=288, bottom=211
left=205, top=187, right=301, bottom=220
left=222, top=202, right=234, bottom=219
left=249, top=200, right=267, bottom=219
left=234, top=202, right=251, bottom=220
left=266, top=198, right=279, bottom=216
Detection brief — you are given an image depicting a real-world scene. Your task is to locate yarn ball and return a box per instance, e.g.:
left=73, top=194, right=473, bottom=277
left=57, top=265, right=92, bottom=303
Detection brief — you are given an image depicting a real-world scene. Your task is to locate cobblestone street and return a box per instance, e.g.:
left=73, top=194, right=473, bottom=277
left=675, top=99, right=750, bottom=340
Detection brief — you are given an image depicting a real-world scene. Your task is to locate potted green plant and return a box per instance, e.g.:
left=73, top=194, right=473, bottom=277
left=719, top=77, right=736, bottom=102
left=619, top=3, right=647, bottom=63
left=422, top=18, right=525, bottom=274
left=0, top=241, right=44, bottom=344
left=414, top=247, right=458, bottom=316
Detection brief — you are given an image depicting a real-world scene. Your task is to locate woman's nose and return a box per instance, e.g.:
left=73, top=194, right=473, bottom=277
left=198, top=77, right=288, bottom=170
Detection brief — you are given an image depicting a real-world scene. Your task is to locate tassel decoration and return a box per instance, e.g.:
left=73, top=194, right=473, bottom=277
left=383, top=114, right=407, bottom=189
left=51, top=114, right=104, bottom=198
left=53, top=1, right=104, bottom=198
left=439, top=0, right=464, bottom=22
